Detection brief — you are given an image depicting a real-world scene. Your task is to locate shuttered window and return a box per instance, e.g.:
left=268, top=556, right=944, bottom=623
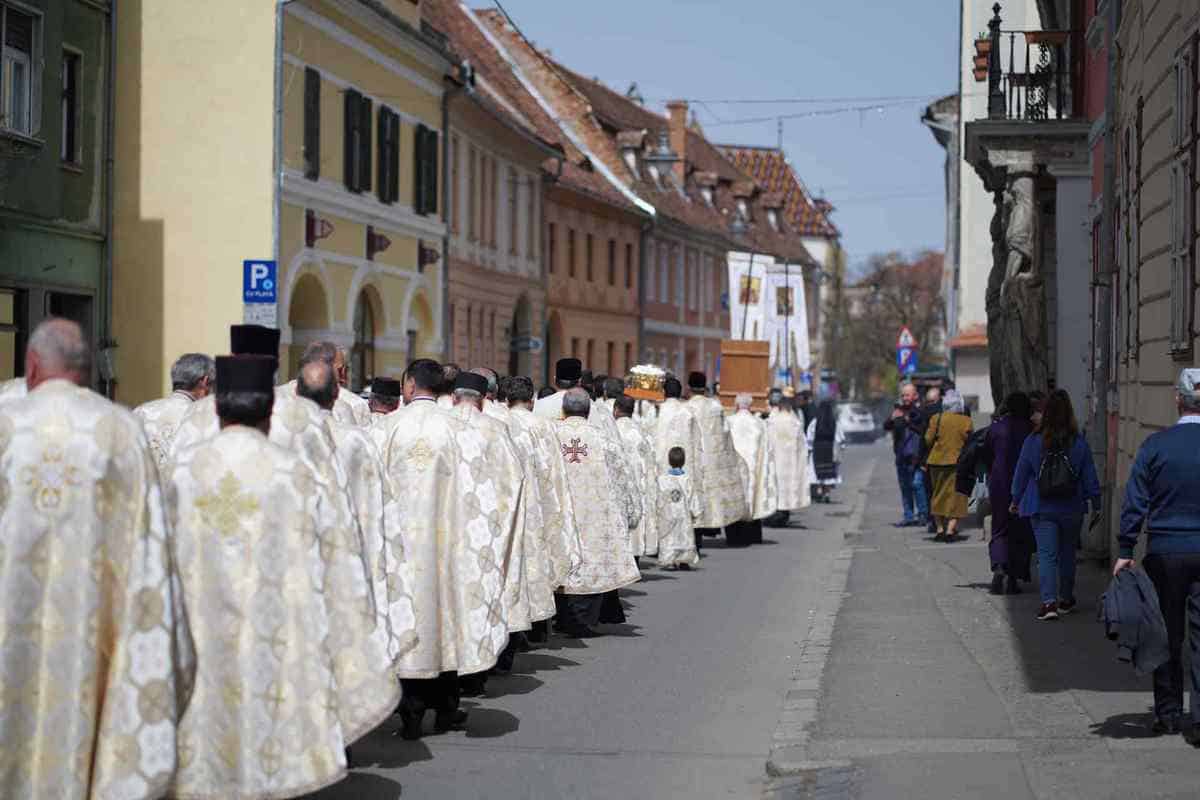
left=376, top=107, right=400, bottom=205
left=413, top=124, right=439, bottom=215
left=342, top=89, right=372, bottom=193
left=1170, top=38, right=1197, bottom=357
left=303, top=67, right=320, bottom=180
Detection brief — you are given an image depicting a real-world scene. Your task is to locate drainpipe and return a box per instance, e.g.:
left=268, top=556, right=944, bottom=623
left=1092, top=0, right=1120, bottom=559
left=100, top=0, right=117, bottom=397
left=273, top=2, right=286, bottom=289
left=637, top=217, right=653, bottom=363
left=441, top=75, right=467, bottom=362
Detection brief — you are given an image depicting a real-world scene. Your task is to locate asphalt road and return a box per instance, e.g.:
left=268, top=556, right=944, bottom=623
left=305, top=442, right=879, bottom=799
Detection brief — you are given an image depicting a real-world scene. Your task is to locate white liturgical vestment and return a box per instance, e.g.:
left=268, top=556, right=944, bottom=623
left=133, top=389, right=195, bottom=468
left=554, top=416, right=642, bottom=594
left=686, top=395, right=749, bottom=528
left=166, top=426, right=398, bottom=798
left=376, top=398, right=514, bottom=678
left=729, top=409, right=780, bottom=521
left=769, top=408, right=811, bottom=510
left=276, top=381, right=366, bottom=427
left=616, top=415, right=659, bottom=556
left=0, top=379, right=196, bottom=800
left=656, top=470, right=702, bottom=568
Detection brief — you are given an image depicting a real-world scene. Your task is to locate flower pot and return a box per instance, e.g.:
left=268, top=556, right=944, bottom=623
left=973, top=67, right=988, bottom=83
left=974, top=54, right=989, bottom=70
left=975, top=38, right=992, bottom=55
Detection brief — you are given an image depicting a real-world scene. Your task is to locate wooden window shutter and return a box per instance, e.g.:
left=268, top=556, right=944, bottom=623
left=343, top=88, right=362, bottom=192
left=359, top=95, right=373, bottom=193
left=424, top=129, right=439, bottom=216
left=389, top=113, right=401, bottom=205
left=377, top=108, right=389, bottom=202
left=413, top=124, right=428, bottom=213
left=304, top=68, right=321, bottom=180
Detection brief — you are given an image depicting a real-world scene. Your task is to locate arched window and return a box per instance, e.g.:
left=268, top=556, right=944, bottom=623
left=350, top=290, right=376, bottom=392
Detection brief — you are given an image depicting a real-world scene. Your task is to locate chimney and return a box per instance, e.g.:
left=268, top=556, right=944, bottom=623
left=666, top=100, right=689, bottom=184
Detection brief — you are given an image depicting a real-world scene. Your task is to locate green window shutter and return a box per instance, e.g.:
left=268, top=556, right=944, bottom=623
left=377, top=107, right=390, bottom=203
left=359, top=95, right=373, bottom=193
left=343, top=88, right=361, bottom=192
left=413, top=124, right=427, bottom=213
left=423, top=129, right=439, bottom=216
left=389, top=112, right=401, bottom=205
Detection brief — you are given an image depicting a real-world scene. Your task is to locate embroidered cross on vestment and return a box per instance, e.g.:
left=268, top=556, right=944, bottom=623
left=562, top=438, right=588, bottom=463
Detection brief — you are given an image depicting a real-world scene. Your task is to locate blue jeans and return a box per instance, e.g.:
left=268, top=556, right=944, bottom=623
left=896, top=463, right=929, bottom=522
left=1032, top=512, right=1082, bottom=605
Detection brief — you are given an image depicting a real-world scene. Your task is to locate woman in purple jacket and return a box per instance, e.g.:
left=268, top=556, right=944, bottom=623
left=985, top=392, right=1035, bottom=595
left=1011, top=389, right=1102, bottom=621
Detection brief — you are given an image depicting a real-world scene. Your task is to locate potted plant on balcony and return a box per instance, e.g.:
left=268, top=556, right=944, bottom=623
left=975, top=31, right=992, bottom=55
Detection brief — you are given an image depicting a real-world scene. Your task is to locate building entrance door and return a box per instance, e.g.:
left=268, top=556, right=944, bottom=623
left=0, top=285, right=94, bottom=383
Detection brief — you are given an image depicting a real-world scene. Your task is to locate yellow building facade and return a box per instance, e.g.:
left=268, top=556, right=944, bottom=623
left=112, top=0, right=450, bottom=405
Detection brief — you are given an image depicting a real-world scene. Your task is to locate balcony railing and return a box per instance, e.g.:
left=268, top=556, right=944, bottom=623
left=973, top=3, right=1083, bottom=122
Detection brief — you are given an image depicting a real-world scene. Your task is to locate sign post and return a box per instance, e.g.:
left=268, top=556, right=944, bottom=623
left=243, top=259, right=278, bottom=327
left=896, top=326, right=918, bottom=376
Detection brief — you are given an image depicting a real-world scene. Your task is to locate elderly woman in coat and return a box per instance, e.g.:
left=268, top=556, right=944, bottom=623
left=924, top=389, right=974, bottom=541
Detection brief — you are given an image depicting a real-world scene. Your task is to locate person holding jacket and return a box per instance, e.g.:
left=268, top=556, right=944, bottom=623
left=1115, top=368, right=1200, bottom=740
left=923, top=389, right=973, bottom=541
left=1011, top=389, right=1101, bottom=621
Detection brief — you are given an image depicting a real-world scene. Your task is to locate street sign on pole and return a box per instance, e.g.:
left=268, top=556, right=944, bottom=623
left=897, top=346, right=918, bottom=375
left=243, top=259, right=278, bottom=327
left=896, top=326, right=916, bottom=349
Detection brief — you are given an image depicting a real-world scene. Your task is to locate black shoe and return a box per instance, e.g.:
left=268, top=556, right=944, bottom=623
left=397, top=708, right=424, bottom=740
left=926, top=520, right=938, bottom=533
left=990, top=573, right=1005, bottom=595
left=1006, top=576, right=1021, bottom=595
left=557, top=624, right=597, bottom=639
left=434, top=709, right=468, bottom=733
left=1184, top=723, right=1200, bottom=746
left=678, top=563, right=691, bottom=571
left=1152, top=717, right=1182, bottom=736
left=894, top=519, right=915, bottom=528
left=1057, top=599, right=1077, bottom=616
left=1036, top=603, right=1059, bottom=621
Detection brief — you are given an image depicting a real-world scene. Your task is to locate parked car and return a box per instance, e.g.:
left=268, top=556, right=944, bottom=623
left=838, top=402, right=878, bottom=443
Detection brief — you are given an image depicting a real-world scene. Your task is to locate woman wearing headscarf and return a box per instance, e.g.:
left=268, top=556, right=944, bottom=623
left=984, top=392, right=1036, bottom=594
left=806, top=400, right=844, bottom=503
left=924, top=389, right=973, bottom=541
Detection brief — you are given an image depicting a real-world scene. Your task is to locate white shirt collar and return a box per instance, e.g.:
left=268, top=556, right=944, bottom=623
left=1178, top=415, right=1200, bottom=425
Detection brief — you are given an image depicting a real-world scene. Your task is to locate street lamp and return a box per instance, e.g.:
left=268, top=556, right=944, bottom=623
left=730, top=213, right=756, bottom=340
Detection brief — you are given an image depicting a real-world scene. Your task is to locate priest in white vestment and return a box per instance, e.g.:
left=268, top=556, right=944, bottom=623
left=0, top=319, right=196, bottom=800
left=132, top=352, right=213, bottom=468
left=534, top=359, right=620, bottom=437
left=613, top=393, right=659, bottom=557
left=168, top=326, right=397, bottom=739
left=298, top=361, right=410, bottom=661
left=368, top=376, right=402, bottom=420
left=167, top=355, right=395, bottom=799
left=767, top=389, right=811, bottom=523
left=685, top=372, right=750, bottom=538
left=553, top=389, right=642, bottom=637
left=448, top=372, right=530, bottom=676
left=506, top=377, right=583, bottom=643
left=375, top=359, right=514, bottom=739
left=654, top=377, right=706, bottom=549
left=728, top=393, right=780, bottom=546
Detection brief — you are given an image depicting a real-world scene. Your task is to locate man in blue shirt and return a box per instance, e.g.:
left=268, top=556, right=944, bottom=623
left=1116, top=368, right=1200, bottom=739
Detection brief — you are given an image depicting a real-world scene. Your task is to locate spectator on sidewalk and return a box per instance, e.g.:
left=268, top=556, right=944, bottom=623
left=884, top=382, right=928, bottom=527
left=1115, top=368, right=1200, bottom=740
left=984, top=392, right=1036, bottom=595
left=1012, top=389, right=1101, bottom=621
left=923, top=389, right=973, bottom=542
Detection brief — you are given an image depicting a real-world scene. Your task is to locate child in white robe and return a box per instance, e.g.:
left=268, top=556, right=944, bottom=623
left=656, top=446, right=702, bottom=570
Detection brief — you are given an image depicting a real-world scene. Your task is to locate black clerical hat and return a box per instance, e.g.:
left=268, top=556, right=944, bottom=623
left=371, top=377, right=402, bottom=398
left=215, top=355, right=276, bottom=393
left=453, top=372, right=489, bottom=395
left=229, top=324, right=280, bottom=357
left=687, top=371, right=707, bottom=390
left=555, top=358, right=582, bottom=382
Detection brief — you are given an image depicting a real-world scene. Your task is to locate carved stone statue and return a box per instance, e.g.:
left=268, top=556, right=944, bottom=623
left=985, top=173, right=1049, bottom=406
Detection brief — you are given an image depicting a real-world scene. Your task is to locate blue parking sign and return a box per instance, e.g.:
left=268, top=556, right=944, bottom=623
left=243, top=260, right=277, bottom=303
left=897, top=346, right=917, bottom=375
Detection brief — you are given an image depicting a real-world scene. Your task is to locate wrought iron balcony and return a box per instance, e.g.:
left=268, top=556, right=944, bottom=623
left=974, top=3, right=1083, bottom=122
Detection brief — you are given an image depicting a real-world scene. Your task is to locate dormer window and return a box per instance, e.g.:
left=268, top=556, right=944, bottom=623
left=623, top=150, right=638, bottom=177
left=701, top=187, right=713, bottom=205
left=647, top=164, right=661, bottom=184
left=768, top=209, right=779, bottom=231
left=736, top=199, right=749, bottom=221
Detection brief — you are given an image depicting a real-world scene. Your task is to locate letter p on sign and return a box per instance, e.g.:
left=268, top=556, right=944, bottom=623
left=243, top=260, right=278, bottom=304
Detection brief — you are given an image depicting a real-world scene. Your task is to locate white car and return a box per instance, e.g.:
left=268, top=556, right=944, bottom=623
left=838, top=403, right=878, bottom=443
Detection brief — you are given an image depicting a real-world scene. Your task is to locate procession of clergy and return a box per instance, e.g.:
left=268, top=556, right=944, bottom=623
left=0, top=317, right=815, bottom=800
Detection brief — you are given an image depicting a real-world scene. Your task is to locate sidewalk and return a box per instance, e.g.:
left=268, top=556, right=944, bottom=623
left=769, top=447, right=1200, bottom=799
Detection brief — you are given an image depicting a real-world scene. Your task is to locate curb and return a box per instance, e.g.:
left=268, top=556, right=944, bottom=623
left=764, top=490, right=866, bottom=779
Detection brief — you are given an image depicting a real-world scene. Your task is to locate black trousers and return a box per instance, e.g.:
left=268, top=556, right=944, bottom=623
left=555, top=592, right=602, bottom=630
left=400, top=671, right=459, bottom=714
left=1144, top=553, right=1200, bottom=723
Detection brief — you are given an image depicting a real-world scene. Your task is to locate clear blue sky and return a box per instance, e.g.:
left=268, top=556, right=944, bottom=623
left=490, top=0, right=961, bottom=274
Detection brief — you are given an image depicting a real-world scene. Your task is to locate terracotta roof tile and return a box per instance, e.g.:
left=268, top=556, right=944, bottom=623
left=717, top=145, right=840, bottom=238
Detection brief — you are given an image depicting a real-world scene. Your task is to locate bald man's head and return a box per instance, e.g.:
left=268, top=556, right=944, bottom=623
left=296, top=360, right=337, bottom=410
left=26, top=318, right=90, bottom=389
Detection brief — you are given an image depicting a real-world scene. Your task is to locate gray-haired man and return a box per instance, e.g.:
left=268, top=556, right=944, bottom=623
left=133, top=352, right=215, bottom=466
left=1116, top=368, right=1200, bottom=740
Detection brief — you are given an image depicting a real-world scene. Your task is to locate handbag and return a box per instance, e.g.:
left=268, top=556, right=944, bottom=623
left=968, top=476, right=991, bottom=517
left=1037, top=436, right=1079, bottom=500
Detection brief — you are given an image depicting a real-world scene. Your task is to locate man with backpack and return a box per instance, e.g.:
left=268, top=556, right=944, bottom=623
left=884, top=382, right=929, bottom=528
left=1115, top=368, right=1200, bottom=740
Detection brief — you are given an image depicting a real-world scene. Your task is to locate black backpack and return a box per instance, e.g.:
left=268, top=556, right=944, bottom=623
left=1037, top=437, right=1079, bottom=500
